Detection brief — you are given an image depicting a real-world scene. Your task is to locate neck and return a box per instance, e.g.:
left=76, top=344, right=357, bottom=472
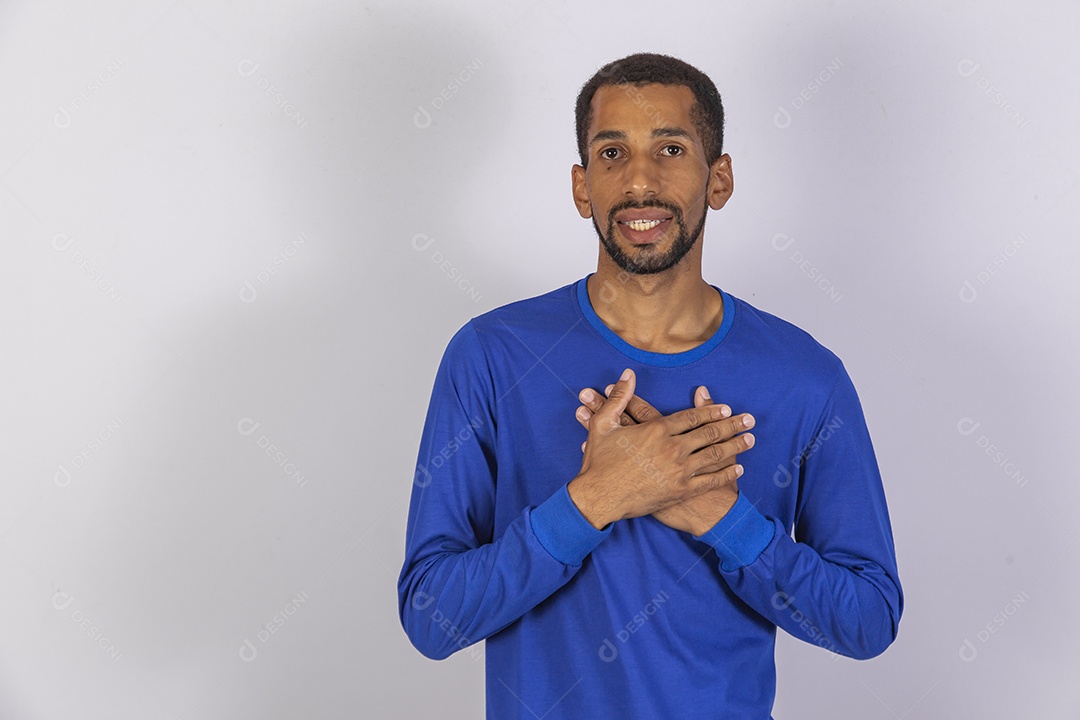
left=587, top=252, right=722, bottom=354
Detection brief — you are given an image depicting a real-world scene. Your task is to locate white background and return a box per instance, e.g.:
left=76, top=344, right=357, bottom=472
left=1, top=1, right=1078, bottom=718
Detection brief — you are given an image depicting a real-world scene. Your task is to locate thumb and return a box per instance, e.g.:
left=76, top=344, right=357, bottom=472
left=595, top=368, right=635, bottom=431
left=696, top=386, right=729, bottom=417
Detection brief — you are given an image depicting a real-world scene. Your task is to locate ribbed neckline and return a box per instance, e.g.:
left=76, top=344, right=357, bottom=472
left=575, top=273, right=735, bottom=367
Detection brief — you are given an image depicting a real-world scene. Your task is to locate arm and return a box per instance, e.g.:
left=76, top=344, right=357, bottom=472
left=402, top=336, right=749, bottom=660
left=574, top=367, right=903, bottom=658
left=691, top=362, right=904, bottom=660
left=397, top=322, right=612, bottom=660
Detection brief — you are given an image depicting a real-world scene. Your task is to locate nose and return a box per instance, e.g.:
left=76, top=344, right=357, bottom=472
left=624, top=151, right=660, bottom=199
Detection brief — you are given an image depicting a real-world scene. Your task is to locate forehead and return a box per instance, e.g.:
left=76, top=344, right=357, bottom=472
left=588, top=83, right=699, bottom=137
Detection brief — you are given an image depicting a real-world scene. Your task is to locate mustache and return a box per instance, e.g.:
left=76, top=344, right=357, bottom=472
left=607, top=199, right=683, bottom=223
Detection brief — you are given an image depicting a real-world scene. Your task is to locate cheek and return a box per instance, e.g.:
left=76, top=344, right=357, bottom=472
left=586, top=175, right=613, bottom=203
left=585, top=188, right=614, bottom=222
left=678, top=182, right=711, bottom=212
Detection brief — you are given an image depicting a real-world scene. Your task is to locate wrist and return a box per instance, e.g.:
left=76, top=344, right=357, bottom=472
left=689, top=489, right=739, bottom=536
left=567, top=473, right=613, bottom=530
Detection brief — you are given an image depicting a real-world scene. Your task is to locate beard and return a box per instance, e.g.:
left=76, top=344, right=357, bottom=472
left=591, top=196, right=707, bottom=275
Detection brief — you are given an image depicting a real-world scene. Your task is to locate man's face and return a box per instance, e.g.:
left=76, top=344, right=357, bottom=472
left=571, top=83, right=732, bottom=275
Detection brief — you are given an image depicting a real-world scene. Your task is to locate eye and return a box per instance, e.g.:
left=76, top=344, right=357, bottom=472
left=660, top=145, right=684, bottom=157
left=600, top=147, right=621, bottom=160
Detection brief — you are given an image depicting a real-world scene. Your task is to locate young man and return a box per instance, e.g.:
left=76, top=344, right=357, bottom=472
left=398, top=52, right=903, bottom=719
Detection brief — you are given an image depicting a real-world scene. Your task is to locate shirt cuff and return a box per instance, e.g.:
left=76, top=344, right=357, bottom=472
left=691, top=491, right=776, bottom=572
left=530, top=482, right=613, bottom=566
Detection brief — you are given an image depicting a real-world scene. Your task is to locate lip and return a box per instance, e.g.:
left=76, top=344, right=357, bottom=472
left=617, top=217, right=672, bottom=244
left=614, top=209, right=673, bottom=223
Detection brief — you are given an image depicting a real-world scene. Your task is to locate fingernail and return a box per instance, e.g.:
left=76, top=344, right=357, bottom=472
left=743, top=414, right=755, bottom=428
left=579, top=389, right=594, bottom=402
left=701, top=386, right=711, bottom=400
left=620, top=368, right=631, bottom=381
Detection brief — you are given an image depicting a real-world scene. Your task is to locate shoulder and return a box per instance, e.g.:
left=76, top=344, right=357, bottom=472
left=465, top=278, right=581, bottom=349
left=436, top=278, right=580, bottom=369
left=725, top=292, right=845, bottom=387
left=435, top=280, right=580, bottom=409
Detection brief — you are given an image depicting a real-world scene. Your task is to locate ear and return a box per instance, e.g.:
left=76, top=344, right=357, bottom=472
left=706, top=153, right=734, bottom=211
left=571, top=164, right=593, bottom=219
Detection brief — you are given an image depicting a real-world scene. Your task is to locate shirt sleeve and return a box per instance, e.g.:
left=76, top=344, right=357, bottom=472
left=397, top=321, right=612, bottom=660
left=692, top=361, right=904, bottom=660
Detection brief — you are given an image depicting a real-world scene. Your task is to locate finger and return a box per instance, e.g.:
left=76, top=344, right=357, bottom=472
left=695, top=387, right=732, bottom=423
left=626, top=393, right=661, bottom=424
left=686, top=390, right=747, bottom=474
left=689, top=453, right=739, bottom=479
left=663, top=401, right=732, bottom=436
left=592, top=368, right=635, bottom=432
left=578, top=389, right=634, bottom=427
left=687, top=444, right=739, bottom=477
left=575, top=404, right=593, bottom=430
left=694, top=388, right=735, bottom=445
left=686, top=429, right=755, bottom=477
left=601, top=383, right=658, bottom=424
left=681, top=410, right=753, bottom=446
left=600, top=385, right=632, bottom=425
left=695, top=386, right=723, bottom=411
left=686, top=463, right=744, bottom=496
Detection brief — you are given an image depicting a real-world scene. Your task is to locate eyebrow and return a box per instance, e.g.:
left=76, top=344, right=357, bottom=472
left=588, top=127, right=694, bottom=147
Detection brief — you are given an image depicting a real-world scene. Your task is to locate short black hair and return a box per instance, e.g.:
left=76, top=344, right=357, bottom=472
left=575, top=52, right=725, bottom=169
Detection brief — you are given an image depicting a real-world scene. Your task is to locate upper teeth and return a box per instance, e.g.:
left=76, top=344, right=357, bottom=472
left=624, top=219, right=664, bottom=231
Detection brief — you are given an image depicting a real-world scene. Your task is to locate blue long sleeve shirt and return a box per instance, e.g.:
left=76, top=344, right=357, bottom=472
left=398, top=274, right=903, bottom=719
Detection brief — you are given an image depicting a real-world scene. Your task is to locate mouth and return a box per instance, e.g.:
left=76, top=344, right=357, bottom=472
left=617, top=217, right=673, bottom=244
